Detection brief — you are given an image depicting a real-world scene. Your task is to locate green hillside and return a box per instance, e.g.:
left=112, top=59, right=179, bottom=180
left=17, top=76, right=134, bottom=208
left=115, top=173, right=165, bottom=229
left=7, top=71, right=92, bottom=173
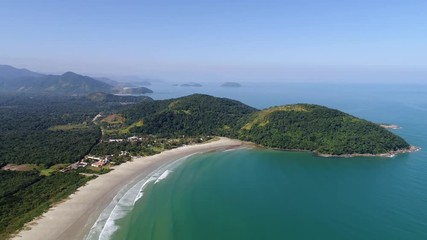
left=121, top=94, right=257, bottom=136
left=239, top=104, right=410, bottom=155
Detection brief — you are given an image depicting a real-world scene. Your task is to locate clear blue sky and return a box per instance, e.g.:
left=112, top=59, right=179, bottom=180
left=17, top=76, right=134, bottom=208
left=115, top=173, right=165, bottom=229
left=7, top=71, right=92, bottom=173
left=1, top=0, right=426, bottom=82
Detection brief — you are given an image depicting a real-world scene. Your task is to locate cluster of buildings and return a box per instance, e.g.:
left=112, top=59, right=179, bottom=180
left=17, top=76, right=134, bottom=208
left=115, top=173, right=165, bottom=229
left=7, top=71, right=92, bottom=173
left=86, top=155, right=111, bottom=168
left=60, top=155, right=111, bottom=172
left=106, top=136, right=144, bottom=143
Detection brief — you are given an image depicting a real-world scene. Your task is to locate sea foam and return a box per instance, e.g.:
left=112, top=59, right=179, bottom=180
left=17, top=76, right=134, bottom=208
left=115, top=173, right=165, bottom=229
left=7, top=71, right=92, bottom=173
left=155, top=169, right=172, bottom=184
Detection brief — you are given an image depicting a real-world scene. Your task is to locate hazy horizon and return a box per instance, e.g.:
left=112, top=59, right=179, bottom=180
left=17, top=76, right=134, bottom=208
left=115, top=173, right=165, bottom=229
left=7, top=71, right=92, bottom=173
left=1, top=0, right=426, bottom=83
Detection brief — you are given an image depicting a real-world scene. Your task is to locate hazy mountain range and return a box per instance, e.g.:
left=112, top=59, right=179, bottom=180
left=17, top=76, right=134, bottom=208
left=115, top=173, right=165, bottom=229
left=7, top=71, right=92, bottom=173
left=0, top=65, right=153, bottom=95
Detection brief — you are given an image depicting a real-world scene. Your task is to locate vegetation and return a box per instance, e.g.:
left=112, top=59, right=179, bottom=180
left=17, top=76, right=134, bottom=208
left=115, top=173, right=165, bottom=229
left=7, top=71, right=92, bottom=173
left=117, top=94, right=410, bottom=155
left=0, top=171, right=92, bottom=239
left=238, top=104, right=410, bottom=155
left=0, top=94, right=152, bottom=167
left=120, top=94, right=257, bottom=137
left=0, top=96, right=103, bottom=167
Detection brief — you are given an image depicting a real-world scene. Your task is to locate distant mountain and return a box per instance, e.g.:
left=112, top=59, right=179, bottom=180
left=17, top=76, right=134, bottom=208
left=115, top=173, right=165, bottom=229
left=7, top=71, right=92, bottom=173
left=94, top=77, right=149, bottom=88
left=0, top=65, right=153, bottom=95
left=0, top=64, right=43, bottom=79
left=86, top=92, right=153, bottom=103
left=132, top=80, right=152, bottom=86
left=95, top=77, right=120, bottom=87
left=114, top=75, right=155, bottom=86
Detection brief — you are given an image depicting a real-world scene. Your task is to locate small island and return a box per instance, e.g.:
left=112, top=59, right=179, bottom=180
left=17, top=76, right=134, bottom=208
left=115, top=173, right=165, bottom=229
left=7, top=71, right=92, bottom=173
left=180, top=82, right=203, bottom=87
left=221, top=82, right=241, bottom=88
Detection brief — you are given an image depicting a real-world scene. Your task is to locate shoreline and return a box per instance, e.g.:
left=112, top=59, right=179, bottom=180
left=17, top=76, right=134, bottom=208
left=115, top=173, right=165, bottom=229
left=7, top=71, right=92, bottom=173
left=316, top=146, right=420, bottom=158
left=379, top=124, right=401, bottom=130
left=10, top=138, right=419, bottom=240
left=12, top=137, right=244, bottom=240
left=263, top=145, right=420, bottom=158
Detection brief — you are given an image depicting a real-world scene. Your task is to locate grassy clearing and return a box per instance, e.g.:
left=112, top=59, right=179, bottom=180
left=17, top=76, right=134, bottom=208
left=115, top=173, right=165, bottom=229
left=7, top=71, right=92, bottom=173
left=101, top=114, right=124, bottom=124
left=242, top=105, right=310, bottom=130
left=119, top=120, right=144, bottom=134
left=39, top=168, right=56, bottom=176
left=102, top=119, right=144, bottom=135
left=37, top=164, right=69, bottom=176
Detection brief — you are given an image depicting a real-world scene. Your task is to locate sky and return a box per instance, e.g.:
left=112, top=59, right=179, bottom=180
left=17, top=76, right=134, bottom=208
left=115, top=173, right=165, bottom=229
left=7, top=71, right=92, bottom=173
left=0, top=0, right=426, bottom=83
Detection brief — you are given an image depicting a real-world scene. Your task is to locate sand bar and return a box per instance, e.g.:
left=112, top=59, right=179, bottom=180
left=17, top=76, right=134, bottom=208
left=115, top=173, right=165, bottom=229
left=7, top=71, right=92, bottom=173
left=13, top=137, right=243, bottom=240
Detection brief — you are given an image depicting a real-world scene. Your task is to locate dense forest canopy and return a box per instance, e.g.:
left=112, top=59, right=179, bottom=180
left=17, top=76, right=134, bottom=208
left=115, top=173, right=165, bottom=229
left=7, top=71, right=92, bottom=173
left=122, top=94, right=257, bottom=137
left=0, top=171, right=92, bottom=239
left=0, top=94, right=150, bottom=167
left=238, top=104, right=410, bottom=155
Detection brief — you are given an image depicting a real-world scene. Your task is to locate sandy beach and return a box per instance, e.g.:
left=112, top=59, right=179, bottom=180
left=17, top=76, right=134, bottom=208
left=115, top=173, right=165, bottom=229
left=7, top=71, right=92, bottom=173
left=13, top=137, right=243, bottom=240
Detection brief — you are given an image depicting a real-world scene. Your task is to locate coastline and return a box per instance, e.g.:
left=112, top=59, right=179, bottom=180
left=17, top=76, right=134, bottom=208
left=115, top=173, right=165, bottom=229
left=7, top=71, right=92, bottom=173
left=316, top=146, right=420, bottom=158
left=12, top=137, right=244, bottom=240
left=379, top=124, right=401, bottom=130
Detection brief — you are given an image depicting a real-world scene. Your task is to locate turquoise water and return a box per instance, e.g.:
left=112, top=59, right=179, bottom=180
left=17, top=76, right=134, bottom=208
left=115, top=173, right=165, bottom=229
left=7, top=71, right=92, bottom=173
left=104, top=83, right=427, bottom=240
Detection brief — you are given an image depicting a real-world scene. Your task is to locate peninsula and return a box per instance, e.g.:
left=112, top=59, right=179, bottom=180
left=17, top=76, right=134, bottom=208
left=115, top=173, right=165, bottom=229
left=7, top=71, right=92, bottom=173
left=120, top=94, right=412, bottom=156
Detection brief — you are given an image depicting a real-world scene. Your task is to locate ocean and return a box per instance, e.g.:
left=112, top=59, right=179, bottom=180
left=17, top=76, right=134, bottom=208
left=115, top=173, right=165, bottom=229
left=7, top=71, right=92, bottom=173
left=88, top=82, right=427, bottom=240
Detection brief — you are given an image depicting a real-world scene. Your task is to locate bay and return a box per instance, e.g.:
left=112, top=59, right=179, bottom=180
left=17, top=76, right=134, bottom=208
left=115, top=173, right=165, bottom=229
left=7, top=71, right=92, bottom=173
left=109, top=82, right=427, bottom=240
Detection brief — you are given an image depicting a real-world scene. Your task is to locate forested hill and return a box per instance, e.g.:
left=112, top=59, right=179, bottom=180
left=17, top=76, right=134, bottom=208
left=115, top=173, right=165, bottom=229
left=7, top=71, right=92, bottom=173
left=238, top=104, right=410, bottom=155
left=122, top=94, right=257, bottom=136
left=119, top=94, right=410, bottom=155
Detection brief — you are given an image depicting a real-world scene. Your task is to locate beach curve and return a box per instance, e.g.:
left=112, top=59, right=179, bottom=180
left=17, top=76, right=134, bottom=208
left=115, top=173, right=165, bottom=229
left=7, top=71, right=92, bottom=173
left=12, top=137, right=243, bottom=240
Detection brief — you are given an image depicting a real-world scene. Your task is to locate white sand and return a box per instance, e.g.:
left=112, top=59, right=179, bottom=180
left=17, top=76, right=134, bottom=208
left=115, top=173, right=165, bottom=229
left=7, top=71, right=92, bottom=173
left=13, top=137, right=243, bottom=240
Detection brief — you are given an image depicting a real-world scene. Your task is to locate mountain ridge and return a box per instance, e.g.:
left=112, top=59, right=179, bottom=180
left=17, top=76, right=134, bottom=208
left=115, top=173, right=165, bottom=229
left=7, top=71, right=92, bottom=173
left=0, top=65, right=153, bottom=96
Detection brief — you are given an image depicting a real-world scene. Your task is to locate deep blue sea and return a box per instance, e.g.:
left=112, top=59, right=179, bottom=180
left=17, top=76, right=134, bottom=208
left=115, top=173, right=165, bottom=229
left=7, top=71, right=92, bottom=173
left=88, top=82, right=427, bottom=240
